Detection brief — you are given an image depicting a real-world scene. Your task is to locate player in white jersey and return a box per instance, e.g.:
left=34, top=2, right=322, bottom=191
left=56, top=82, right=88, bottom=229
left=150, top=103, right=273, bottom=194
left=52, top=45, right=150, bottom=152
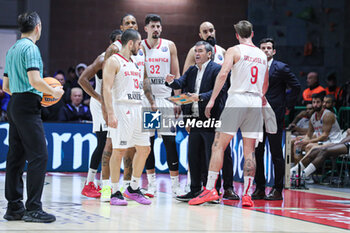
left=183, top=21, right=226, bottom=73
left=141, top=14, right=182, bottom=197
left=295, top=93, right=343, bottom=154
left=189, top=20, right=269, bottom=207
left=103, top=29, right=151, bottom=206
left=100, top=14, right=155, bottom=202
left=78, top=29, right=122, bottom=198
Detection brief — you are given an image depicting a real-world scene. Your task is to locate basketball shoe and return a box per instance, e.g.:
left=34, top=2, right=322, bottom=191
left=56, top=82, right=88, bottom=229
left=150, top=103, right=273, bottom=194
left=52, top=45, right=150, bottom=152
left=188, top=188, right=219, bottom=205
left=142, top=182, right=156, bottom=198
left=81, top=182, right=101, bottom=198
left=100, top=185, right=111, bottom=202
left=242, top=194, right=254, bottom=207
left=124, top=187, right=152, bottom=205
left=110, top=191, right=128, bottom=206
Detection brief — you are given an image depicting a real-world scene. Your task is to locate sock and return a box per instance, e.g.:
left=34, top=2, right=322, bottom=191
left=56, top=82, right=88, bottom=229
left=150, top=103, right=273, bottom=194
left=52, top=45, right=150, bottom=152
left=102, top=179, right=110, bottom=188
left=304, top=163, right=316, bottom=177
left=147, top=173, right=156, bottom=185
left=111, top=183, right=119, bottom=194
left=130, top=176, right=140, bottom=190
left=87, top=168, right=97, bottom=183
left=206, top=171, right=219, bottom=190
left=243, top=176, right=254, bottom=196
left=123, top=180, right=131, bottom=189
left=290, top=161, right=305, bottom=174
left=170, top=175, right=179, bottom=188
left=186, top=171, right=191, bottom=185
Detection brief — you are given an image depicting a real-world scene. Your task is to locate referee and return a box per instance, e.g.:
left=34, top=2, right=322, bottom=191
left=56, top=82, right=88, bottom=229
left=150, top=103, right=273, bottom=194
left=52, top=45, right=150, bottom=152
left=2, top=12, right=63, bottom=223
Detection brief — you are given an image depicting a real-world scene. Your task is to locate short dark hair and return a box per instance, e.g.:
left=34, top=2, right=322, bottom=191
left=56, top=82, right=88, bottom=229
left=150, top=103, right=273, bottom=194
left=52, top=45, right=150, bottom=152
left=17, top=12, right=41, bottom=33
left=145, top=14, right=161, bottom=25
left=312, top=92, right=325, bottom=101
left=325, top=94, right=335, bottom=103
left=109, top=29, right=123, bottom=42
left=121, top=29, right=140, bottom=46
left=259, top=38, right=275, bottom=49
left=195, top=41, right=214, bottom=60
left=234, top=20, right=253, bottom=39
left=120, top=13, right=136, bottom=25
left=54, top=69, right=65, bottom=77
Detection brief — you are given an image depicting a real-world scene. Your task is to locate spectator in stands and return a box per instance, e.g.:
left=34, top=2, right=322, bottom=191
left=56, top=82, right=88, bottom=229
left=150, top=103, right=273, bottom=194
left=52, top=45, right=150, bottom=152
left=288, top=103, right=313, bottom=136
left=58, top=87, right=91, bottom=122
left=302, top=72, right=325, bottom=105
left=0, top=78, right=10, bottom=121
left=323, top=94, right=335, bottom=113
left=65, top=66, right=79, bottom=89
left=294, top=93, right=343, bottom=159
left=291, top=128, right=350, bottom=179
left=325, top=73, right=342, bottom=104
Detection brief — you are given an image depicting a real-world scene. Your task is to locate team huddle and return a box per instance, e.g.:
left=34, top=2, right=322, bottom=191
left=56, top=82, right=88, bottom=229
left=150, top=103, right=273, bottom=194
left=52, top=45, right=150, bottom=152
left=78, top=13, right=268, bottom=208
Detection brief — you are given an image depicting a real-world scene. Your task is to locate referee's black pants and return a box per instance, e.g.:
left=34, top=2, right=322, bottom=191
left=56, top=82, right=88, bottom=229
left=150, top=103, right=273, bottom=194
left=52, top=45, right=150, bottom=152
left=5, top=93, right=48, bottom=212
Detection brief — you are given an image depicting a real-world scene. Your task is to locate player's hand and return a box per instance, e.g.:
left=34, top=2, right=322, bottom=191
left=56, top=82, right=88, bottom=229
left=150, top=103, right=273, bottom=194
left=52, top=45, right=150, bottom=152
left=97, top=94, right=103, bottom=104
left=165, top=74, right=175, bottom=83
left=188, top=93, right=199, bottom=102
left=52, top=86, right=64, bottom=99
left=205, top=99, right=214, bottom=118
left=174, top=105, right=181, bottom=119
left=185, top=125, right=191, bottom=134
left=108, top=114, right=118, bottom=128
left=151, top=103, right=158, bottom=112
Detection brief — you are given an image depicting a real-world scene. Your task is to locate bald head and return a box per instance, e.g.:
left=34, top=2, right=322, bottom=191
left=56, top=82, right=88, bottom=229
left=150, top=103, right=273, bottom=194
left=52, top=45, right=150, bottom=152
left=307, top=72, right=319, bottom=87
left=199, top=21, right=216, bottom=41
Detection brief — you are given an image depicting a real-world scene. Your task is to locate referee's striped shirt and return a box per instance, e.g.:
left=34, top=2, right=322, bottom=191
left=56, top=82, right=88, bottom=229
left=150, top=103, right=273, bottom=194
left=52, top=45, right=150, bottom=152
left=4, top=37, right=43, bottom=97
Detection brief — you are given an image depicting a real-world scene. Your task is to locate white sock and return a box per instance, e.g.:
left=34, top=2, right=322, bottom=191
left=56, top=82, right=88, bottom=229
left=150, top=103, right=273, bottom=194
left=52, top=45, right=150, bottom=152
left=111, top=183, right=119, bottom=194
left=147, top=173, right=156, bottom=185
left=130, top=176, right=140, bottom=190
left=170, top=175, right=179, bottom=188
left=186, top=171, right=191, bottom=185
left=243, top=176, right=254, bottom=196
left=123, top=180, right=130, bottom=189
left=304, top=163, right=316, bottom=177
left=102, top=179, right=110, bottom=188
left=206, top=171, right=219, bottom=190
left=87, top=168, right=97, bottom=183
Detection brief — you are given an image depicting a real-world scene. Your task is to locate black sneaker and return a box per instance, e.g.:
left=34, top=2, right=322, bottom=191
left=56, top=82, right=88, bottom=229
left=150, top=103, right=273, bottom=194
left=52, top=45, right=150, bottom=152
left=3, top=208, right=25, bottom=221
left=176, top=190, right=202, bottom=202
left=22, top=210, right=56, bottom=223
left=223, top=187, right=240, bottom=200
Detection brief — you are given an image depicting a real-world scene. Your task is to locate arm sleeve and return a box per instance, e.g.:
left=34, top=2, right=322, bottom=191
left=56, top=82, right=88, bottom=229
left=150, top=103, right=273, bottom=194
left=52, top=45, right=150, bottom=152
left=24, top=45, right=41, bottom=71
left=168, top=67, right=192, bottom=90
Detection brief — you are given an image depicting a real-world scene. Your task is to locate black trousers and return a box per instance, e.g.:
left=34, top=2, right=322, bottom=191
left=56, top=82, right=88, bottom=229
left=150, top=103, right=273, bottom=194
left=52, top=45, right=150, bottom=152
left=255, top=124, right=285, bottom=192
left=5, top=93, right=48, bottom=211
left=189, top=129, right=233, bottom=193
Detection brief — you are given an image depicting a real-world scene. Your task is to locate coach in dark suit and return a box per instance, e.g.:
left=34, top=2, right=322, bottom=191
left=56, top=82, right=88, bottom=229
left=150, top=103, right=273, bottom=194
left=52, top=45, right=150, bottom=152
left=165, top=41, right=238, bottom=201
left=252, top=38, right=301, bottom=200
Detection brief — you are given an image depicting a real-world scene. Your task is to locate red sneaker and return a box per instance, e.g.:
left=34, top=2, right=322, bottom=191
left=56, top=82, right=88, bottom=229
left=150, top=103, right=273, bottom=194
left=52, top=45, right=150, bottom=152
left=188, top=189, right=219, bottom=205
left=81, top=182, right=101, bottom=198
left=242, top=194, right=254, bottom=207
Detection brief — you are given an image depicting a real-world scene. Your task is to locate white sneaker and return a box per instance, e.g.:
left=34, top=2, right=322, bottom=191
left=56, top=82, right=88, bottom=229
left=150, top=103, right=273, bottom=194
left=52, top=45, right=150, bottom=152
left=184, top=183, right=191, bottom=193
left=142, top=183, right=156, bottom=198
left=172, top=184, right=184, bottom=197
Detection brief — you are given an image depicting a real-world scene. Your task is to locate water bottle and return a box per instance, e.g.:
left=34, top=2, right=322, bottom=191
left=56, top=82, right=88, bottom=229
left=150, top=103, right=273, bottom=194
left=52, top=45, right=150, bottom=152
left=300, top=171, right=306, bottom=188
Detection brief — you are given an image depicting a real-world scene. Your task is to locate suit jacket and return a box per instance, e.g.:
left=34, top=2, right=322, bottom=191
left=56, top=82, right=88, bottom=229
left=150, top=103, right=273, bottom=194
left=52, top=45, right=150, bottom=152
left=266, top=59, right=300, bottom=124
left=58, top=103, right=92, bottom=122
left=167, top=60, right=228, bottom=122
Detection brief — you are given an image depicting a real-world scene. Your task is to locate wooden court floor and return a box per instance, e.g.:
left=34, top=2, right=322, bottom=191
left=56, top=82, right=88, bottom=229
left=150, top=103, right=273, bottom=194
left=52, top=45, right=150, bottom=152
left=0, top=172, right=349, bottom=232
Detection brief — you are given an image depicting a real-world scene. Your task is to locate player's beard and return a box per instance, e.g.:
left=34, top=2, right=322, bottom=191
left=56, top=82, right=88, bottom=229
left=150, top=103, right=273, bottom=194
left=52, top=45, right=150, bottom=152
left=314, top=106, right=322, bottom=112
left=152, top=34, right=159, bottom=39
left=131, top=47, right=138, bottom=56
left=205, top=36, right=216, bottom=47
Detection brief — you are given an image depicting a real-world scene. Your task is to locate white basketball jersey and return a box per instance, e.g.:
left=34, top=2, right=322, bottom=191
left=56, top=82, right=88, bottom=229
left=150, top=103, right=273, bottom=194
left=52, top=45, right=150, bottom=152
left=142, top=38, right=172, bottom=98
left=310, top=109, right=342, bottom=143
left=112, top=53, right=142, bottom=104
left=213, top=45, right=225, bottom=65
left=93, top=51, right=105, bottom=96
left=113, top=39, right=145, bottom=93
left=228, top=44, right=267, bottom=96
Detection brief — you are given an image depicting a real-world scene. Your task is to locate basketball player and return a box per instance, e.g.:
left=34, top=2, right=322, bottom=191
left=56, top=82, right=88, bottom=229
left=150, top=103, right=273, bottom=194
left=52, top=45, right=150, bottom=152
left=103, top=29, right=151, bottom=205
left=182, top=21, right=236, bottom=199
left=100, top=14, right=155, bottom=202
left=183, top=21, right=226, bottom=72
left=78, top=29, right=122, bottom=198
left=141, top=14, right=182, bottom=197
left=189, top=20, right=269, bottom=207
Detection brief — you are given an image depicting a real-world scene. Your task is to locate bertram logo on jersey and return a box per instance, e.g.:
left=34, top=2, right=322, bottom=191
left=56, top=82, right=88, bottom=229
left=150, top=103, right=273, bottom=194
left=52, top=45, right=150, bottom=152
left=161, top=46, right=168, bottom=52
left=138, top=50, right=143, bottom=56
left=218, top=54, right=223, bottom=61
